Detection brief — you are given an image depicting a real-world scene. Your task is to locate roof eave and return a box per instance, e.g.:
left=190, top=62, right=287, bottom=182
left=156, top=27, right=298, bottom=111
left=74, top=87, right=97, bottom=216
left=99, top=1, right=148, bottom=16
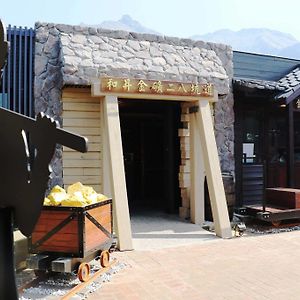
left=283, top=86, right=300, bottom=105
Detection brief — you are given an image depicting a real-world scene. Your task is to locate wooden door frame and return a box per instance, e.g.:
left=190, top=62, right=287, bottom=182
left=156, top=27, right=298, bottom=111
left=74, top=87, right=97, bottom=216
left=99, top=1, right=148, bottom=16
left=92, top=81, right=232, bottom=250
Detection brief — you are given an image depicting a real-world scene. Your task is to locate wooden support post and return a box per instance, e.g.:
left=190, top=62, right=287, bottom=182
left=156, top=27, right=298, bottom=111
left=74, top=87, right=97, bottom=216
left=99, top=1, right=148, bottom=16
left=101, top=100, right=112, bottom=198
left=196, top=99, right=232, bottom=238
left=190, top=112, right=205, bottom=224
left=102, top=95, right=133, bottom=250
left=287, top=103, right=295, bottom=187
left=101, top=100, right=115, bottom=232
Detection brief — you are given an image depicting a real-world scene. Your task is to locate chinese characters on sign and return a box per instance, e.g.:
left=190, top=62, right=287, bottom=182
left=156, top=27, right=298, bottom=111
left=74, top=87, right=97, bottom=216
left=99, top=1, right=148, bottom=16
left=101, top=77, right=214, bottom=97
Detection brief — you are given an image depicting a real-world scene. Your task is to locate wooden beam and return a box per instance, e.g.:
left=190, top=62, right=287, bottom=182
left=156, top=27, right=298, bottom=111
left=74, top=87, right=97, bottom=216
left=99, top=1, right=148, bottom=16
left=287, top=102, right=295, bottom=187
left=285, top=86, right=300, bottom=105
left=196, top=99, right=232, bottom=238
left=92, top=81, right=216, bottom=102
left=233, top=100, right=244, bottom=207
left=190, top=112, right=205, bottom=224
left=102, top=95, right=133, bottom=250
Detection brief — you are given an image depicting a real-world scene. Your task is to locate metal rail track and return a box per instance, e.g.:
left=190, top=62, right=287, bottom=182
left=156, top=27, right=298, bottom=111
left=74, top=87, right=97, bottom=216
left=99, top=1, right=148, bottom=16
left=18, top=259, right=117, bottom=299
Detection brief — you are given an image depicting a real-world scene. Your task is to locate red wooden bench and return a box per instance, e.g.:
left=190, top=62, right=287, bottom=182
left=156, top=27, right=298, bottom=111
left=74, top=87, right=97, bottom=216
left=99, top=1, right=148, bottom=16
left=266, top=188, right=300, bottom=209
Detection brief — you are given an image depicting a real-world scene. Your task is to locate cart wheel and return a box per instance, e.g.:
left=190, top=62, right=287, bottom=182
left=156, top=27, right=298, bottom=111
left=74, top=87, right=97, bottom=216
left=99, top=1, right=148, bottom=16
left=271, top=221, right=281, bottom=227
left=100, top=250, right=110, bottom=268
left=77, top=263, right=90, bottom=282
left=34, top=269, right=46, bottom=277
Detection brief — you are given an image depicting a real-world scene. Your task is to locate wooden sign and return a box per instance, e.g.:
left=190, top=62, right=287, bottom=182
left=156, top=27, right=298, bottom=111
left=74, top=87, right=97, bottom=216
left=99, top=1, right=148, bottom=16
left=100, top=77, right=214, bottom=98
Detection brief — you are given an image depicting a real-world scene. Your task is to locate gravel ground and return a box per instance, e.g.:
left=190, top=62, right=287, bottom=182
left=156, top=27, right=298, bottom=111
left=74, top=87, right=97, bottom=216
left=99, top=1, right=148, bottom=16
left=18, top=261, right=127, bottom=300
left=202, top=214, right=300, bottom=237
left=232, top=214, right=300, bottom=236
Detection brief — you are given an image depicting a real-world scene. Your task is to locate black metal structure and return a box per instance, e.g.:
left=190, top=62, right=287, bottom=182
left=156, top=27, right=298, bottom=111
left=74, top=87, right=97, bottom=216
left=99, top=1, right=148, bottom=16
left=241, top=164, right=264, bottom=206
left=0, top=20, right=88, bottom=300
left=0, top=24, right=35, bottom=117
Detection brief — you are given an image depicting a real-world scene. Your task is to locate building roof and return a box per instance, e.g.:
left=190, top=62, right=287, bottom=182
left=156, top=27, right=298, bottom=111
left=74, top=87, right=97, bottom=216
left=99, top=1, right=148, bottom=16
left=233, top=77, right=285, bottom=91
left=233, top=51, right=300, bottom=81
left=233, top=56, right=300, bottom=104
left=276, top=66, right=300, bottom=102
left=232, top=51, right=300, bottom=103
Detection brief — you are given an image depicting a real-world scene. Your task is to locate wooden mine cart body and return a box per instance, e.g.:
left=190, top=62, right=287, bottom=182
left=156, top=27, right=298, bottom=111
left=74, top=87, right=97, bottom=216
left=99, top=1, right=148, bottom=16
left=29, top=199, right=113, bottom=258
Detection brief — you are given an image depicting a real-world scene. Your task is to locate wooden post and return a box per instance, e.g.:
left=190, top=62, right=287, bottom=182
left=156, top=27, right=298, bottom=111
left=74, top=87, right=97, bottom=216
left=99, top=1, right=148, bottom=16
left=102, top=95, right=133, bottom=250
left=101, top=99, right=115, bottom=233
left=190, top=112, right=205, bottom=224
left=196, top=99, right=232, bottom=238
left=287, top=102, right=295, bottom=187
left=101, top=100, right=112, bottom=198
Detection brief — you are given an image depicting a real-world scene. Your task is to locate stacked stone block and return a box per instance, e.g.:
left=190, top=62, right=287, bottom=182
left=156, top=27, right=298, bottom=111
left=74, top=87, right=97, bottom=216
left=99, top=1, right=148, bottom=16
left=178, top=102, right=192, bottom=219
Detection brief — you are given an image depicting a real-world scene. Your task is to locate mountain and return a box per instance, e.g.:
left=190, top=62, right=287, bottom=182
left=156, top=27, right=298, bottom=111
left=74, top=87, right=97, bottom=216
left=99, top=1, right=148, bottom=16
left=191, top=28, right=300, bottom=58
left=278, top=43, right=300, bottom=59
left=83, top=15, right=300, bottom=59
left=81, top=15, right=161, bottom=35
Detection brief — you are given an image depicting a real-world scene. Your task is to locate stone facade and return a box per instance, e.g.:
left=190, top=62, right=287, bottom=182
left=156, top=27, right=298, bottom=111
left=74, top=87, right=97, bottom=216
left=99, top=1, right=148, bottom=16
left=34, top=22, right=235, bottom=209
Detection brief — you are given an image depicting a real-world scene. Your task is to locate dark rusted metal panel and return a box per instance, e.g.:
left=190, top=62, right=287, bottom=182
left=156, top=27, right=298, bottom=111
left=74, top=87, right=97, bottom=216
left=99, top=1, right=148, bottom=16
left=29, top=28, right=34, bottom=117
left=7, top=25, right=11, bottom=108
left=13, top=26, right=16, bottom=111
left=24, top=28, right=28, bottom=115
left=0, top=25, right=35, bottom=117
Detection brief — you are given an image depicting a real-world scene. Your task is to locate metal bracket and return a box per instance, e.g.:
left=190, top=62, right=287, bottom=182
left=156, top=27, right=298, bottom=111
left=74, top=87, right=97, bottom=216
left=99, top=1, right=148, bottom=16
left=85, top=212, right=112, bottom=238
left=235, top=207, right=247, bottom=215
left=257, top=211, right=270, bottom=220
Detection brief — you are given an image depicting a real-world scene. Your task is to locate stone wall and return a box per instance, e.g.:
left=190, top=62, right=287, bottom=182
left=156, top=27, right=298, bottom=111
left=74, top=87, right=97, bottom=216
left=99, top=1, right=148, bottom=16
left=34, top=22, right=234, bottom=204
left=35, top=24, right=64, bottom=188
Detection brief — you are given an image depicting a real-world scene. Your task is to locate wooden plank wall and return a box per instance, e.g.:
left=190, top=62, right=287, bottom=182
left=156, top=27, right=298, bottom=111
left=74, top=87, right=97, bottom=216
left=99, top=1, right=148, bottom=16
left=62, top=87, right=102, bottom=193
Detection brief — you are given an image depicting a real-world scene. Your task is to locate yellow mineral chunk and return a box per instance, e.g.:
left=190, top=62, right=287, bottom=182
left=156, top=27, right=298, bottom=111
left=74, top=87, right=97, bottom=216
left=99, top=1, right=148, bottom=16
left=97, top=193, right=108, bottom=202
left=43, top=197, right=51, bottom=206
left=61, top=198, right=85, bottom=207
left=67, top=182, right=84, bottom=195
left=61, top=191, right=86, bottom=207
left=48, top=192, right=67, bottom=206
left=85, top=192, right=98, bottom=205
left=52, top=182, right=109, bottom=207
left=50, top=185, right=66, bottom=194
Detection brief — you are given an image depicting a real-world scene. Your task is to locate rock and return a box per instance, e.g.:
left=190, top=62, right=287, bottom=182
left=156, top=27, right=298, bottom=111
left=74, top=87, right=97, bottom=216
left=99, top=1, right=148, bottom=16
left=35, top=56, right=48, bottom=76
left=127, top=40, right=140, bottom=51
left=71, top=34, right=87, bottom=44
left=152, top=57, right=166, bottom=66
left=136, top=51, right=150, bottom=59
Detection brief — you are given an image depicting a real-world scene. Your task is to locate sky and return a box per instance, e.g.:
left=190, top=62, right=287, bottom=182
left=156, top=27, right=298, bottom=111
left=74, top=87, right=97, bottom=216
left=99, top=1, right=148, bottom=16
left=2, top=0, right=300, bottom=40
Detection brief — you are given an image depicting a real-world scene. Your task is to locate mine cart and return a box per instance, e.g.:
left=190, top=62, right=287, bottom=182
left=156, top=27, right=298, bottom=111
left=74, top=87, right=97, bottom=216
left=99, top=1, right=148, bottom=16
left=27, top=199, right=113, bottom=282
